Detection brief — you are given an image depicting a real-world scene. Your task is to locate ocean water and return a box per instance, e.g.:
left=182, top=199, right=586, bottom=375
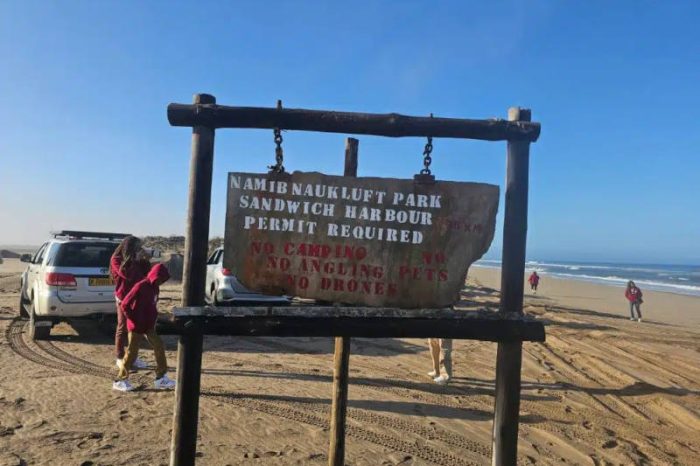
left=475, top=259, right=700, bottom=297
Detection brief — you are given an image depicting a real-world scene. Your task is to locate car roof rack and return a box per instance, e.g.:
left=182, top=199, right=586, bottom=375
left=51, top=230, right=132, bottom=241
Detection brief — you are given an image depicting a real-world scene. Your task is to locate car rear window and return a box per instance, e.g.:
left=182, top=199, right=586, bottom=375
left=51, top=242, right=118, bottom=268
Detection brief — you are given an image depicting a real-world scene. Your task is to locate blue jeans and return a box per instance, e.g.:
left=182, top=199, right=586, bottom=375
left=629, top=301, right=642, bottom=319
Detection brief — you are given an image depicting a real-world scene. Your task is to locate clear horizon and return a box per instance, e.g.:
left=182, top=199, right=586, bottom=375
left=1, top=1, right=699, bottom=264
left=1, top=241, right=697, bottom=268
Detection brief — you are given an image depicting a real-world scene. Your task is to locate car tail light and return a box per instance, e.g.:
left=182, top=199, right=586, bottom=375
left=46, top=273, right=77, bottom=286
left=221, top=268, right=233, bottom=276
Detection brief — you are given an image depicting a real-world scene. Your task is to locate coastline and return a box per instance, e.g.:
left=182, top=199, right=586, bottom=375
left=470, top=265, right=700, bottom=328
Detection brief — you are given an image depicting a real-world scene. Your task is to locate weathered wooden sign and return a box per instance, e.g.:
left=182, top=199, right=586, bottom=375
left=224, top=171, right=498, bottom=308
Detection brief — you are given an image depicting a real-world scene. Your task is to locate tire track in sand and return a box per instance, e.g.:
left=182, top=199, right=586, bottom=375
left=4, top=319, right=480, bottom=466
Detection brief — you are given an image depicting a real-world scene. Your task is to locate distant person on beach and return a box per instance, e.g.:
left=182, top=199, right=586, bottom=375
left=528, top=271, right=540, bottom=293
left=113, top=264, right=175, bottom=392
left=110, top=236, right=151, bottom=371
left=625, top=281, right=643, bottom=322
left=428, top=338, right=452, bottom=385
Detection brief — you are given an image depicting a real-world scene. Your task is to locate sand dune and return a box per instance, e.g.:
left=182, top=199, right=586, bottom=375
left=0, top=258, right=698, bottom=465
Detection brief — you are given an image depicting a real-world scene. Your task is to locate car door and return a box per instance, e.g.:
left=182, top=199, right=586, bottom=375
left=27, top=242, right=48, bottom=299
left=205, top=249, right=222, bottom=302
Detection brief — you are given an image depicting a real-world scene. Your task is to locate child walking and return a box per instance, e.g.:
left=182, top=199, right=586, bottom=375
left=113, top=264, right=176, bottom=392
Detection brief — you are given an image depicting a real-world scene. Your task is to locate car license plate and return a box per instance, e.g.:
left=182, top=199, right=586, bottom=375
left=89, top=277, right=114, bottom=287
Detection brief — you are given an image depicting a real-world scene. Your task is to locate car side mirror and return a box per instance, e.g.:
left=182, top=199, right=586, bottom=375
left=20, top=254, right=32, bottom=263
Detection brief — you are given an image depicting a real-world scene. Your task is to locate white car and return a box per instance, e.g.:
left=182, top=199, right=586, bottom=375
left=19, top=231, right=128, bottom=340
left=206, top=247, right=290, bottom=306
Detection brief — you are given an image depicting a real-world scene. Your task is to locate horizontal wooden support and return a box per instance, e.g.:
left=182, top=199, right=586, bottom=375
left=165, top=306, right=545, bottom=342
left=167, top=104, right=541, bottom=142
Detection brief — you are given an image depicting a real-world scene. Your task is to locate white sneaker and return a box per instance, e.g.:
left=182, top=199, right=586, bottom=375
left=427, top=370, right=438, bottom=378
left=154, top=374, right=176, bottom=390
left=434, top=375, right=451, bottom=385
left=629, top=317, right=635, bottom=321
left=637, top=318, right=642, bottom=322
left=133, top=358, right=148, bottom=370
left=113, top=380, right=135, bottom=392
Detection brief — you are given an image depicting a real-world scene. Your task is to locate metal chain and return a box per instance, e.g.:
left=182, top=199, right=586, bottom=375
left=269, top=127, right=285, bottom=173
left=420, top=113, right=434, bottom=175
left=269, top=100, right=285, bottom=173
left=420, top=135, right=433, bottom=175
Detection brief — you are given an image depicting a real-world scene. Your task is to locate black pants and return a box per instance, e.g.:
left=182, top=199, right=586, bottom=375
left=629, top=301, right=642, bottom=319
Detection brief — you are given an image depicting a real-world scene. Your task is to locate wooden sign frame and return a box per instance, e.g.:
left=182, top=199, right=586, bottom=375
left=166, top=94, right=543, bottom=466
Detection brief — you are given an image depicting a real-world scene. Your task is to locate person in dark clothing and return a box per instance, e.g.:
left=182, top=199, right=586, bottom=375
left=625, top=280, right=643, bottom=322
left=113, top=264, right=175, bottom=392
left=110, top=236, right=151, bottom=370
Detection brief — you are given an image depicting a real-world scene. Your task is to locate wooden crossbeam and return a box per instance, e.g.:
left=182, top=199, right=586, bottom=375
left=167, top=103, right=541, bottom=142
left=169, top=306, right=545, bottom=342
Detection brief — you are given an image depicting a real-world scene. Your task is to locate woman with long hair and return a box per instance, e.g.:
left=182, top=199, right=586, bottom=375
left=625, top=280, right=643, bottom=322
left=111, top=236, right=151, bottom=369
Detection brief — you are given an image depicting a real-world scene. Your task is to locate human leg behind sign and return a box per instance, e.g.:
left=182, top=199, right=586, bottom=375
left=428, top=338, right=441, bottom=377
left=434, top=339, right=453, bottom=385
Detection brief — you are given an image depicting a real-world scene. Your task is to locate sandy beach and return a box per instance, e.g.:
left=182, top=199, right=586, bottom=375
left=471, top=266, right=700, bottom=327
left=0, top=258, right=698, bottom=465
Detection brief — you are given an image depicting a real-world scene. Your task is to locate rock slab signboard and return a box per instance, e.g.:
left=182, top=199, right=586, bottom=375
left=224, top=172, right=499, bottom=308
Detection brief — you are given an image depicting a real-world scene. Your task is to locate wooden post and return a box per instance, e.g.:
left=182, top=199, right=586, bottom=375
left=170, top=93, right=216, bottom=466
left=328, top=137, right=358, bottom=466
left=492, top=108, right=531, bottom=466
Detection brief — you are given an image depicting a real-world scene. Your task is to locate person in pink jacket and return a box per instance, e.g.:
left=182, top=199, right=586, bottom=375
left=625, top=281, right=643, bottom=322
left=528, top=271, right=540, bottom=293
left=110, top=236, right=150, bottom=370
left=113, top=264, right=175, bottom=392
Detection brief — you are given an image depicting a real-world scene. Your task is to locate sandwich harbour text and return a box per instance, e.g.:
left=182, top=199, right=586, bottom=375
left=231, top=175, right=457, bottom=245
left=229, top=174, right=479, bottom=298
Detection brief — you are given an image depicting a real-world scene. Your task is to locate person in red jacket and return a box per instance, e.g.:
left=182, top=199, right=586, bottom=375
left=110, top=236, right=151, bottom=370
left=625, top=280, right=643, bottom=322
left=113, top=264, right=175, bottom=392
left=528, top=271, right=540, bottom=293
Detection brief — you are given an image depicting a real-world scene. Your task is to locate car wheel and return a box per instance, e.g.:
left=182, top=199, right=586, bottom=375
left=18, top=293, right=30, bottom=319
left=28, top=301, right=51, bottom=340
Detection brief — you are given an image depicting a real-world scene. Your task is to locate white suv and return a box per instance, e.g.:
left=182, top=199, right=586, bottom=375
left=206, top=247, right=290, bottom=306
left=19, top=231, right=128, bottom=340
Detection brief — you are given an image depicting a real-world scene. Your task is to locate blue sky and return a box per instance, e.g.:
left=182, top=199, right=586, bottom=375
left=1, top=1, right=698, bottom=264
